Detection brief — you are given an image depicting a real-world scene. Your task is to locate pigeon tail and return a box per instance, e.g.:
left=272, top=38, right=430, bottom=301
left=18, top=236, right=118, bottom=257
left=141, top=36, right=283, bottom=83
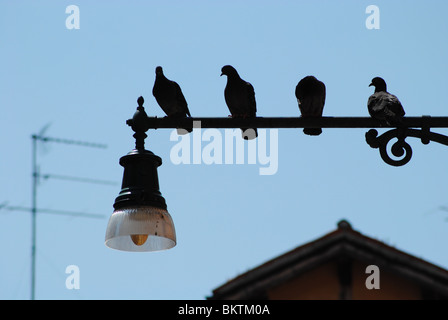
left=174, top=114, right=193, bottom=135
left=166, top=113, right=192, bottom=135
left=242, top=128, right=258, bottom=140
left=176, top=127, right=192, bottom=135
left=303, top=128, right=322, bottom=136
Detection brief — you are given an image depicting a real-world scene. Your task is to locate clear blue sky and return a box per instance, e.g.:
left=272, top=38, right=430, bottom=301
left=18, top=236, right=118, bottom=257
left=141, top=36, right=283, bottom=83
left=1, top=1, right=448, bottom=300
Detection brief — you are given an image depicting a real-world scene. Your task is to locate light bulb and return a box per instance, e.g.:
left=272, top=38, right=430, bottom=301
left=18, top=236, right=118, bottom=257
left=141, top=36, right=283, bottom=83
left=131, top=234, right=148, bottom=246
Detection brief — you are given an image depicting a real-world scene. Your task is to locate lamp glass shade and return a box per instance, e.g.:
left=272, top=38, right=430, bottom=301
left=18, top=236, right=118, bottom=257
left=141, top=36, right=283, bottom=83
left=105, top=205, right=176, bottom=252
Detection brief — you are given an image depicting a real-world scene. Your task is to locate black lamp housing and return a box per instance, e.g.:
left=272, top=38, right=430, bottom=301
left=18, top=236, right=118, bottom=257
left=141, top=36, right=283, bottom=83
left=113, top=149, right=167, bottom=211
left=105, top=97, right=176, bottom=252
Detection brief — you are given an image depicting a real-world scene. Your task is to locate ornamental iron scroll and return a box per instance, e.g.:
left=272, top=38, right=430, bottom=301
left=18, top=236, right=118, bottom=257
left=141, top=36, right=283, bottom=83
left=365, top=128, right=413, bottom=167
left=365, top=117, right=448, bottom=167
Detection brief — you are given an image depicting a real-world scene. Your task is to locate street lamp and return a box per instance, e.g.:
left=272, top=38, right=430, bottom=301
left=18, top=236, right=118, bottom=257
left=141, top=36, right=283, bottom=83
left=105, top=97, right=176, bottom=252
left=105, top=96, right=448, bottom=252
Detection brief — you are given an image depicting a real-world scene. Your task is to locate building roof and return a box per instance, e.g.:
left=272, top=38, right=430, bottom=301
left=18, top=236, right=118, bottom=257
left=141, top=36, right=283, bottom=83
left=209, top=219, right=448, bottom=299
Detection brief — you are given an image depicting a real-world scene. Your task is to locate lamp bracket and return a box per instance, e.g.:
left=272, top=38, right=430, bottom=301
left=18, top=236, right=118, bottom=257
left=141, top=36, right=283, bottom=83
left=126, top=97, right=448, bottom=167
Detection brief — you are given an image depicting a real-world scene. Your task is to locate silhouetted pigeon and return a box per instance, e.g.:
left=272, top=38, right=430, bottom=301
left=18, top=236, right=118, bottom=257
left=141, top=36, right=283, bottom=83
left=295, top=76, right=326, bottom=136
left=368, top=77, right=405, bottom=125
left=221, top=65, right=257, bottom=140
left=152, top=66, right=192, bottom=134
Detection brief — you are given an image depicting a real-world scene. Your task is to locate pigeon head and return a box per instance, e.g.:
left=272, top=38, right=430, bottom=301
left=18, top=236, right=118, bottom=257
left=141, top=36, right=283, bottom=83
left=155, top=66, right=164, bottom=76
left=369, top=77, right=387, bottom=92
left=220, top=65, right=239, bottom=77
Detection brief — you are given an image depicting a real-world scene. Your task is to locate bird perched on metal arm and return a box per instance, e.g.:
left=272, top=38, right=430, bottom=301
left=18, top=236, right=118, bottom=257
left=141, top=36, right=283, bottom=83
left=221, top=65, right=258, bottom=140
left=367, top=77, right=405, bottom=126
left=152, top=66, right=192, bottom=134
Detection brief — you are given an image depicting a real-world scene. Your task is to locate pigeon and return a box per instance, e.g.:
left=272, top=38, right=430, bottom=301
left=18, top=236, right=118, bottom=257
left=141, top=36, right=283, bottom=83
left=152, top=66, right=192, bottom=134
left=221, top=65, right=257, bottom=140
left=295, top=76, right=326, bottom=136
left=368, top=77, right=405, bottom=125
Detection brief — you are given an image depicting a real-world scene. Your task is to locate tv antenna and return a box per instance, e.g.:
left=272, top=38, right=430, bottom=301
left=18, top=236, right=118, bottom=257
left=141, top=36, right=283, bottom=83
left=2, top=123, right=118, bottom=300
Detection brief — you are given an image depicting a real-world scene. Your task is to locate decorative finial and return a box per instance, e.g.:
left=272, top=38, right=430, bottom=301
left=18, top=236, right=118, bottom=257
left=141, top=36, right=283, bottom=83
left=126, top=96, right=149, bottom=151
left=137, top=96, right=144, bottom=108
left=337, top=219, right=352, bottom=230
